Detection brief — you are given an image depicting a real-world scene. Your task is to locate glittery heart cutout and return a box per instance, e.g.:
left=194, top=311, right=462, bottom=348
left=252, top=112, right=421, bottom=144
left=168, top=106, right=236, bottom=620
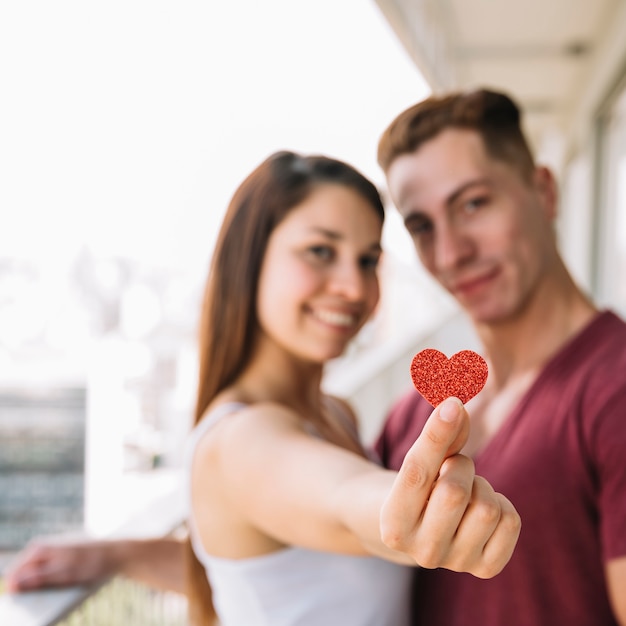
left=410, top=349, right=488, bottom=407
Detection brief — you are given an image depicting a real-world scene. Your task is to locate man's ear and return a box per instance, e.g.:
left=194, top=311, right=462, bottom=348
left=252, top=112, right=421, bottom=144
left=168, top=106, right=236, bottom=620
left=533, top=166, right=558, bottom=221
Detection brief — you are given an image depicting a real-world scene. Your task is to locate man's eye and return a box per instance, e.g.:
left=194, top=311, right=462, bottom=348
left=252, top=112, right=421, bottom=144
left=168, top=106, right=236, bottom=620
left=463, top=196, right=487, bottom=213
left=407, top=220, right=433, bottom=237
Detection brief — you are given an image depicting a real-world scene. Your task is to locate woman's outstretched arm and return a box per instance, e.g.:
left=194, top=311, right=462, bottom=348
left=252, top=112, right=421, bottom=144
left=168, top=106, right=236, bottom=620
left=192, top=397, right=520, bottom=577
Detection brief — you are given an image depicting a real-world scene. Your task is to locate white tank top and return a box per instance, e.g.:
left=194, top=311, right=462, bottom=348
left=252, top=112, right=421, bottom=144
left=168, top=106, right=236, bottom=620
left=186, top=402, right=413, bottom=626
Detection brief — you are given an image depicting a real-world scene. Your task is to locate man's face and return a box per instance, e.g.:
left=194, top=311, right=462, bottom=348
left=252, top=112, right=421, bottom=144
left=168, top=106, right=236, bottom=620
left=385, top=128, right=558, bottom=324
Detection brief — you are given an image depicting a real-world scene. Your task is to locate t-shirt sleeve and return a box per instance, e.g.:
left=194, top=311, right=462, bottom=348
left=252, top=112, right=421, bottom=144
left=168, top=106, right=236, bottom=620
left=373, top=390, right=427, bottom=472
left=373, top=407, right=394, bottom=469
left=590, top=383, right=626, bottom=562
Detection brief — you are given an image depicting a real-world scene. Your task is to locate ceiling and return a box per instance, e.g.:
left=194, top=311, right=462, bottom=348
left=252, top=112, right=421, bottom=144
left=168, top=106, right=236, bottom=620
left=374, top=0, right=623, bottom=158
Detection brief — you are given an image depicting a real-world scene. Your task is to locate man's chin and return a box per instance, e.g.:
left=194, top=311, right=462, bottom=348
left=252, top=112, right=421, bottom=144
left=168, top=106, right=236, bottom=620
left=460, top=300, right=515, bottom=325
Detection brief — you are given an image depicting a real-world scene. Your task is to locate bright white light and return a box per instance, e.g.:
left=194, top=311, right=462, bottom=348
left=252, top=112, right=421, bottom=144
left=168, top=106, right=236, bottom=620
left=0, top=1, right=433, bottom=528
left=0, top=0, right=429, bottom=273
left=120, top=284, right=162, bottom=340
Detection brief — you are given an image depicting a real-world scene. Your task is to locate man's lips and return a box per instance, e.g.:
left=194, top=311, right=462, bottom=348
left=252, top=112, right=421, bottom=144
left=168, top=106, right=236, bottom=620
left=448, top=268, right=499, bottom=297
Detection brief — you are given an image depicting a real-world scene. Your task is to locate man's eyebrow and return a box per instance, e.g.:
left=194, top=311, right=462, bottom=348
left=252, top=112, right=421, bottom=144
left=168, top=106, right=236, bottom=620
left=399, top=178, right=494, bottom=229
left=401, top=177, right=492, bottom=221
left=445, top=178, right=491, bottom=207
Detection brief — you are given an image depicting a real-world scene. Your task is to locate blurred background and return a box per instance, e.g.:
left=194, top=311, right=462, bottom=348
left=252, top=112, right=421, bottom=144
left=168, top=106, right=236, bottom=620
left=1, top=0, right=626, bottom=622
left=0, top=0, right=433, bottom=570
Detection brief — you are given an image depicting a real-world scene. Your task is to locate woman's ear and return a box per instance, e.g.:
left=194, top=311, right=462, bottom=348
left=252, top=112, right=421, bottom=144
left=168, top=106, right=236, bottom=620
left=533, top=166, right=558, bottom=221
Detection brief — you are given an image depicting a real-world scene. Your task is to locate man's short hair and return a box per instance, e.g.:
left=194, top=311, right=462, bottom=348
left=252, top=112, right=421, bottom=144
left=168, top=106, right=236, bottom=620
left=377, top=88, right=535, bottom=178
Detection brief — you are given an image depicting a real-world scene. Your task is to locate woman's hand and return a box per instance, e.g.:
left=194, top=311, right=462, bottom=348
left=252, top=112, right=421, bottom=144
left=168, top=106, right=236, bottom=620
left=380, top=397, right=521, bottom=578
left=4, top=536, right=116, bottom=592
left=4, top=535, right=186, bottom=594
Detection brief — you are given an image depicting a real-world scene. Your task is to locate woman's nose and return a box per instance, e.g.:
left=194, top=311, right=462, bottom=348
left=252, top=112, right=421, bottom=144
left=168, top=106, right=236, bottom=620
left=327, top=261, right=367, bottom=301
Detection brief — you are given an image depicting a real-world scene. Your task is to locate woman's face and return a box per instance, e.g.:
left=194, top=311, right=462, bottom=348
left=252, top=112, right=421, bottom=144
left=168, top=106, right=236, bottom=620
left=256, top=183, right=383, bottom=364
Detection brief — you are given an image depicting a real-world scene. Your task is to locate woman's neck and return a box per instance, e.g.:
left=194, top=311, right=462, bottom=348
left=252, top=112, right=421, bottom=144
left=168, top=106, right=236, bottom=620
left=220, top=334, right=366, bottom=458
left=233, top=335, right=326, bottom=416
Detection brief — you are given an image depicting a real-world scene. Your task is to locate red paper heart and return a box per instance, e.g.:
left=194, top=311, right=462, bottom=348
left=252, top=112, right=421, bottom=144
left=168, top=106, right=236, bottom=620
left=410, top=349, right=488, bottom=407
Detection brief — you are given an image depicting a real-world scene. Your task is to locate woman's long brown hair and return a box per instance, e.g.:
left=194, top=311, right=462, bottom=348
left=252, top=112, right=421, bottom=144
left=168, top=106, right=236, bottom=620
left=186, top=150, right=385, bottom=625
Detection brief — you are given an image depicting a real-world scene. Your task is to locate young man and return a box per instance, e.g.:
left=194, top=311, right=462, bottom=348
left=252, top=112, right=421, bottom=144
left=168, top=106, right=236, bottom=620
left=375, top=88, right=626, bottom=625
left=7, top=89, right=626, bottom=626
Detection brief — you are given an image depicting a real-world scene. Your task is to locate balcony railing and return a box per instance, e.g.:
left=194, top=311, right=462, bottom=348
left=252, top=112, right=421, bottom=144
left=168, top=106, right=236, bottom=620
left=0, top=470, right=187, bottom=626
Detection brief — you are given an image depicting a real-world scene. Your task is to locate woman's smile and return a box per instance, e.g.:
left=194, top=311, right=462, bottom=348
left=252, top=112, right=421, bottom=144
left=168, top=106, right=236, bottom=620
left=309, top=306, right=360, bottom=330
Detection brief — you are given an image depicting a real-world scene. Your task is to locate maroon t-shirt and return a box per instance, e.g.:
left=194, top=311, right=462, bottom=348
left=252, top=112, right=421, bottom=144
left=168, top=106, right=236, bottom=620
left=375, top=311, right=626, bottom=626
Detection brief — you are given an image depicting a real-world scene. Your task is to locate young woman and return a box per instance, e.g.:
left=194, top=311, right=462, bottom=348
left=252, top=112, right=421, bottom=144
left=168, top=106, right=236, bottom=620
left=185, top=150, right=520, bottom=625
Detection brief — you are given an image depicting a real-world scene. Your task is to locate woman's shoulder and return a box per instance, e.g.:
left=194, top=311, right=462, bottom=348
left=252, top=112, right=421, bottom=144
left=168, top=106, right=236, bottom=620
left=195, top=397, right=301, bottom=449
left=190, top=400, right=293, bottom=482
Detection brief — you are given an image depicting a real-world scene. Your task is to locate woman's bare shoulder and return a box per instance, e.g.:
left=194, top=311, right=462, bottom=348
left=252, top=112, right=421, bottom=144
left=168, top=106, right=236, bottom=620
left=194, top=399, right=300, bottom=459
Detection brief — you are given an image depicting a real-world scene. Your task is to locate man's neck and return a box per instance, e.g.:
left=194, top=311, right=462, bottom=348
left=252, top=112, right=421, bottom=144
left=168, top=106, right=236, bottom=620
left=475, top=271, right=597, bottom=391
left=461, top=268, right=597, bottom=456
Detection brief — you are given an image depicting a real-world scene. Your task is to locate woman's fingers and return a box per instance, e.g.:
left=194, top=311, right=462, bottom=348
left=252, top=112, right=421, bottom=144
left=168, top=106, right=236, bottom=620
left=410, top=454, right=475, bottom=568
left=5, top=538, right=112, bottom=592
left=379, top=395, right=521, bottom=577
left=4, top=543, right=51, bottom=591
left=380, top=398, right=469, bottom=550
left=420, top=475, right=521, bottom=578
left=470, top=492, right=521, bottom=578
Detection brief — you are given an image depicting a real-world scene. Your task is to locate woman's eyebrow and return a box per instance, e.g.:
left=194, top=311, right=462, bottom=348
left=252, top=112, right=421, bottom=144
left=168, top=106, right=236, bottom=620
left=307, top=226, right=342, bottom=240
left=307, top=226, right=382, bottom=251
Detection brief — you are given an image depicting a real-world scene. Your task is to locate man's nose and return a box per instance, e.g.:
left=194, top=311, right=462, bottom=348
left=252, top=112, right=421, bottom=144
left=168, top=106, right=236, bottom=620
left=435, top=225, right=473, bottom=271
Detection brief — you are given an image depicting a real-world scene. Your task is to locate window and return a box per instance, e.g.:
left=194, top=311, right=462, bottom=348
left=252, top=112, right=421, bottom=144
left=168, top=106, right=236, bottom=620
left=596, top=80, right=626, bottom=318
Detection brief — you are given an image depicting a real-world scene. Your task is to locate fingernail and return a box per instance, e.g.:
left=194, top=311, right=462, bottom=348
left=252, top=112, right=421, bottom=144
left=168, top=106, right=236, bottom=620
left=439, top=397, right=462, bottom=422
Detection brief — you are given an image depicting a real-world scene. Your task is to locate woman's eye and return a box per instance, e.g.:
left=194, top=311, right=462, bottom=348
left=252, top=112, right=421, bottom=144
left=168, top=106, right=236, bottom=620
left=360, top=254, right=380, bottom=271
left=308, top=245, right=334, bottom=261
